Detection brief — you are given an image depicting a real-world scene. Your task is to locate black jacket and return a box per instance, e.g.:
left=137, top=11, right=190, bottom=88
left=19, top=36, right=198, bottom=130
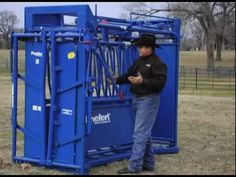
left=116, top=53, right=167, bottom=95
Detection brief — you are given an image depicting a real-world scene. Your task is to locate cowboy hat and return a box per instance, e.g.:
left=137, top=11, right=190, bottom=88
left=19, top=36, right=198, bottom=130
left=131, top=33, right=161, bottom=48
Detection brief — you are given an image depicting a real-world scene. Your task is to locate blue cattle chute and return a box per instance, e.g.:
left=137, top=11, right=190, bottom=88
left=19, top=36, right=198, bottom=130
left=11, top=4, right=181, bottom=174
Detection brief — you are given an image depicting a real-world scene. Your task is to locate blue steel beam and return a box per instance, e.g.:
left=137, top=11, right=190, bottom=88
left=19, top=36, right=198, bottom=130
left=12, top=35, right=18, bottom=162
left=11, top=4, right=181, bottom=174
left=46, top=30, right=56, bottom=166
left=41, top=30, right=47, bottom=163
left=98, top=23, right=177, bottom=37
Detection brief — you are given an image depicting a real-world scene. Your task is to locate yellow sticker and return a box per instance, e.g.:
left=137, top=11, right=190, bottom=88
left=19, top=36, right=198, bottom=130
left=91, top=81, right=96, bottom=87
left=68, top=52, right=76, bottom=59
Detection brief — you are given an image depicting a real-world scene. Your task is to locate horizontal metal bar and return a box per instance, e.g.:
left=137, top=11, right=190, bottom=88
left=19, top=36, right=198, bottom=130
left=130, top=12, right=174, bottom=21
left=14, top=156, right=41, bottom=164
left=92, top=96, right=132, bottom=103
left=153, top=146, right=179, bottom=154
left=13, top=33, right=41, bottom=38
left=86, top=144, right=132, bottom=156
left=14, top=156, right=81, bottom=170
left=18, top=74, right=41, bottom=91
left=97, top=16, right=128, bottom=23
left=55, top=33, right=83, bottom=38
left=17, top=124, right=42, bottom=144
left=88, top=152, right=131, bottom=167
left=13, top=32, right=84, bottom=39
left=27, top=28, right=82, bottom=32
left=51, top=162, right=81, bottom=170
left=100, top=41, right=128, bottom=46
left=57, top=81, right=82, bottom=94
left=152, top=136, right=175, bottom=143
left=98, top=23, right=177, bottom=36
left=55, top=134, right=82, bottom=148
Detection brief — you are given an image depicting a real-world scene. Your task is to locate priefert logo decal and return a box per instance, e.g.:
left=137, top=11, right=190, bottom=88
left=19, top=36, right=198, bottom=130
left=92, top=113, right=111, bottom=125
left=31, top=51, right=43, bottom=57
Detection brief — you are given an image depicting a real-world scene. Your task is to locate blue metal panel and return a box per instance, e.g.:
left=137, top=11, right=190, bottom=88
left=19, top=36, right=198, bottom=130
left=24, top=5, right=94, bottom=29
left=52, top=42, right=78, bottom=164
left=24, top=41, right=46, bottom=161
left=151, top=45, right=178, bottom=145
left=12, top=35, right=18, bottom=161
left=85, top=101, right=134, bottom=150
left=12, top=4, right=181, bottom=174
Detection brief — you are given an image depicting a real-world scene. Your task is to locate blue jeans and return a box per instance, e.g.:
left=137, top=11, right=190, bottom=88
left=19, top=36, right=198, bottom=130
left=128, top=93, right=160, bottom=172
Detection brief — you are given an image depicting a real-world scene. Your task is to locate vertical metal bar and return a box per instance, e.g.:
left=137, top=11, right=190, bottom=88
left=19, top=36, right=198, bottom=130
left=103, top=48, right=108, bottom=96
left=95, top=51, right=120, bottom=94
left=95, top=4, right=97, bottom=17
left=74, top=11, right=88, bottom=173
left=12, top=35, right=18, bottom=161
left=86, top=52, right=92, bottom=135
left=73, top=41, right=79, bottom=165
left=123, top=47, right=129, bottom=95
left=46, top=30, right=56, bottom=165
left=98, top=54, right=103, bottom=97
left=105, top=47, right=111, bottom=96
left=86, top=85, right=92, bottom=135
left=110, top=47, right=116, bottom=95
left=195, top=68, right=198, bottom=90
left=41, top=30, right=47, bottom=162
left=90, top=52, right=96, bottom=96
left=173, top=18, right=181, bottom=150
left=75, top=42, right=87, bottom=174
left=93, top=52, right=99, bottom=96
left=116, top=46, right=121, bottom=76
left=10, top=31, right=14, bottom=74
left=212, top=68, right=214, bottom=89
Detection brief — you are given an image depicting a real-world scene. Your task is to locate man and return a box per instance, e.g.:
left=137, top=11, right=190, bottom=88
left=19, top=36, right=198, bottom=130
left=115, top=33, right=167, bottom=174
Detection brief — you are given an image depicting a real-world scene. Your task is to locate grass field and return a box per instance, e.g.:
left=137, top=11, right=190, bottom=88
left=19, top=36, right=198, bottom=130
left=0, top=75, right=235, bottom=175
left=0, top=49, right=235, bottom=175
left=179, top=50, right=235, bottom=68
left=0, top=49, right=235, bottom=70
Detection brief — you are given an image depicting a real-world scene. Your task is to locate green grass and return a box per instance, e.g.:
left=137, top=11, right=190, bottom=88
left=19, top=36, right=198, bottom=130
left=179, top=50, right=235, bottom=67
left=179, top=89, right=235, bottom=97
left=1, top=49, right=235, bottom=96
left=1, top=49, right=235, bottom=68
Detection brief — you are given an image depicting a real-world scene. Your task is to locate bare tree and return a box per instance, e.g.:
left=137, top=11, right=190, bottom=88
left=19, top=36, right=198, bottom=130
left=0, top=10, right=19, bottom=49
left=163, top=2, right=217, bottom=69
left=190, top=20, right=206, bottom=51
left=214, top=2, right=235, bottom=61
left=121, top=2, right=235, bottom=70
left=223, top=23, right=235, bottom=50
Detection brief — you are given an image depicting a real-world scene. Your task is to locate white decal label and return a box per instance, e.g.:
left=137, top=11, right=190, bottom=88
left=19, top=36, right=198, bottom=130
left=62, top=108, right=73, bottom=116
left=31, top=51, right=43, bottom=57
left=92, top=113, right=111, bottom=125
left=35, top=59, right=40, bottom=64
left=32, top=105, right=42, bottom=112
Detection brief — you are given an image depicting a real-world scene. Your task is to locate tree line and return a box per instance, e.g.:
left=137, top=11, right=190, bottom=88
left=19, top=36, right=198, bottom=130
left=0, top=2, right=235, bottom=69
left=0, top=10, right=24, bottom=49
left=120, top=2, right=235, bottom=69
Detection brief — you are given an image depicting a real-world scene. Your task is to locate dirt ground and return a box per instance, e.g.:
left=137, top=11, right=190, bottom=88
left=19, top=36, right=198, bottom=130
left=0, top=75, right=235, bottom=175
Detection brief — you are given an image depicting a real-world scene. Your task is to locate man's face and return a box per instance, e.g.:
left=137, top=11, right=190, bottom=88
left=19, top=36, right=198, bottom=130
left=138, top=46, right=153, bottom=57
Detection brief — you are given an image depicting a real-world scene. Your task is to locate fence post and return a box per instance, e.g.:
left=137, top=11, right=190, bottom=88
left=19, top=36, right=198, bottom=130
left=183, top=66, right=185, bottom=89
left=212, top=67, right=214, bottom=89
left=195, top=67, right=198, bottom=90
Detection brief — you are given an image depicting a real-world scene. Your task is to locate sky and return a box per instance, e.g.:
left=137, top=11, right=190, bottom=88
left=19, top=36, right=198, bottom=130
left=0, top=2, right=127, bottom=28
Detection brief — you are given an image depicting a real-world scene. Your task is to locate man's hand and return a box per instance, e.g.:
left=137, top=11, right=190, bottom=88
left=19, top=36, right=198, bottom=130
left=128, top=72, right=143, bottom=85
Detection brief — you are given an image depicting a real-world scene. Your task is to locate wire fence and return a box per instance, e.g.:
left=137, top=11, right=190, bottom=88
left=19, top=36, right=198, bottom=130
left=179, top=66, right=235, bottom=91
left=1, top=56, right=235, bottom=91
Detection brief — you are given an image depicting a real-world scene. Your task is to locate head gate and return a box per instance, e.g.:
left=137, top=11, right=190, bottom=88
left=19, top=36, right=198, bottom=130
left=11, top=5, right=181, bottom=174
